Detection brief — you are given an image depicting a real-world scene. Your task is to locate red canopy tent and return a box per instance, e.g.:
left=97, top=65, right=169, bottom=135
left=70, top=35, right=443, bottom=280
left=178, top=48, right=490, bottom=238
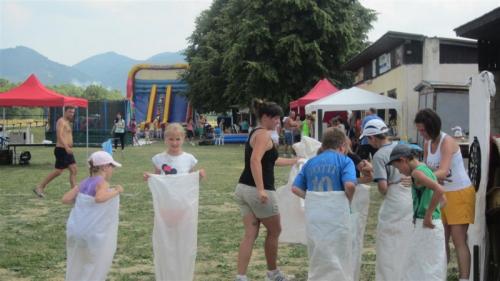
left=0, top=74, right=87, bottom=107
left=0, top=74, right=89, bottom=152
left=289, top=78, right=339, bottom=116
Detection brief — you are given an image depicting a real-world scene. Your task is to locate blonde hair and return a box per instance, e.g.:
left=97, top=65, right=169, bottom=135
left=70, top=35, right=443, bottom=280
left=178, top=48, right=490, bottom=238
left=164, top=123, right=185, bottom=139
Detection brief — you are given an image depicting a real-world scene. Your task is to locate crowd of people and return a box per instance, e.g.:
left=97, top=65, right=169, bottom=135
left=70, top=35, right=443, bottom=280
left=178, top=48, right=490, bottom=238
left=35, top=99, right=475, bottom=281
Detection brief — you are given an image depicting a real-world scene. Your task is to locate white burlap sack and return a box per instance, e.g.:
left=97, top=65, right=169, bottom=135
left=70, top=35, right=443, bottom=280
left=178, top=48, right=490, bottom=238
left=148, top=172, right=199, bottom=281
left=277, top=136, right=321, bottom=244
left=351, top=184, right=370, bottom=281
left=305, top=191, right=353, bottom=281
left=375, top=184, right=413, bottom=281
left=402, top=219, right=447, bottom=281
left=65, top=193, right=120, bottom=281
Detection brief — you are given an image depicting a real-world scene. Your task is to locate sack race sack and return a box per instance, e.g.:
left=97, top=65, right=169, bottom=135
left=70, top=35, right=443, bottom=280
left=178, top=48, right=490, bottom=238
left=402, top=219, right=446, bottom=281
left=305, top=191, right=353, bottom=281
left=375, top=184, right=413, bottom=281
left=148, top=172, right=200, bottom=281
left=351, top=184, right=370, bottom=281
left=276, top=163, right=306, bottom=244
left=277, top=136, right=321, bottom=244
left=65, top=193, right=120, bottom=281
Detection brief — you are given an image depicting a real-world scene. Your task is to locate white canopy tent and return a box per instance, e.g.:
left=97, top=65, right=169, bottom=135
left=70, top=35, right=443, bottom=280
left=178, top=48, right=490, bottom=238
left=305, top=87, right=402, bottom=140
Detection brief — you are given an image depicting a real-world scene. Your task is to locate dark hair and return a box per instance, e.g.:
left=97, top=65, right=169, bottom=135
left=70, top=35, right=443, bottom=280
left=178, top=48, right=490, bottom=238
left=251, top=99, right=283, bottom=119
left=65, top=106, right=75, bottom=111
left=368, top=108, right=376, bottom=114
left=370, top=133, right=389, bottom=140
left=414, top=108, right=441, bottom=140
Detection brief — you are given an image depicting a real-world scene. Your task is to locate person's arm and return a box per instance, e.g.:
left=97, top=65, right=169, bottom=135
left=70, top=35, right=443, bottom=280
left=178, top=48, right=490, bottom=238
left=372, top=154, right=389, bottom=195
left=292, top=186, right=306, bottom=199
left=423, top=140, right=429, bottom=163
left=275, top=157, right=299, bottom=166
left=190, top=166, right=206, bottom=179
left=250, top=131, right=270, bottom=203
left=292, top=163, right=308, bottom=199
left=377, top=180, right=388, bottom=195
left=412, top=169, right=445, bottom=229
left=95, top=181, right=123, bottom=203
left=357, top=160, right=373, bottom=184
left=57, top=119, right=72, bottom=154
left=62, top=185, right=79, bottom=204
left=342, top=158, right=357, bottom=202
left=344, top=182, right=356, bottom=202
left=434, top=136, right=456, bottom=181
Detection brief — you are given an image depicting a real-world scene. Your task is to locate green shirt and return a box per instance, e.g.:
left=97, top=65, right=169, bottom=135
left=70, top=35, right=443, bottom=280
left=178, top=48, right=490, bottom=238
left=412, top=164, right=441, bottom=220
left=301, top=121, right=310, bottom=137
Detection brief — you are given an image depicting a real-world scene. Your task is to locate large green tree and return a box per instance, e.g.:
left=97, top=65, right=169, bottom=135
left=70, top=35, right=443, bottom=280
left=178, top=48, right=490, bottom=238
left=184, top=0, right=376, bottom=111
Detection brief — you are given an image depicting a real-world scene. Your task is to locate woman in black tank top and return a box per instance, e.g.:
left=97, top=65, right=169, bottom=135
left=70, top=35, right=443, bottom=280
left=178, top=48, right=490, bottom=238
left=234, top=99, right=299, bottom=281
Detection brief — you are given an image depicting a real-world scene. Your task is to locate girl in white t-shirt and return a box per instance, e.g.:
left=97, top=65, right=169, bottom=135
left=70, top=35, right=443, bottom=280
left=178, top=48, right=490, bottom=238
left=144, top=123, right=205, bottom=178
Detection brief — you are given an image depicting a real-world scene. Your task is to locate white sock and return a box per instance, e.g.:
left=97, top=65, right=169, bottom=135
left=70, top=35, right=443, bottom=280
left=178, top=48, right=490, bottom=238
left=459, top=279, right=469, bottom=281
left=236, top=274, right=248, bottom=281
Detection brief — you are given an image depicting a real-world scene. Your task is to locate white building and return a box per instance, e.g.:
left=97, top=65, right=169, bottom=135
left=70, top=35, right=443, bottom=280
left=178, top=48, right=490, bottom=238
left=343, top=31, right=478, bottom=142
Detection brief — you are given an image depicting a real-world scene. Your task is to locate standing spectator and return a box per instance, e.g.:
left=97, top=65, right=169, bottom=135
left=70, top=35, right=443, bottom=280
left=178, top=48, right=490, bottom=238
left=283, top=111, right=299, bottom=157
left=358, top=108, right=382, bottom=160
left=415, top=108, right=475, bottom=281
left=34, top=107, right=77, bottom=197
left=112, top=112, right=126, bottom=151
left=301, top=114, right=312, bottom=138
left=186, top=117, right=195, bottom=145
left=330, top=116, right=346, bottom=134
left=129, top=117, right=139, bottom=146
left=240, top=119, right=249, bottom=133
left=234, top=99, right=299, bottom=281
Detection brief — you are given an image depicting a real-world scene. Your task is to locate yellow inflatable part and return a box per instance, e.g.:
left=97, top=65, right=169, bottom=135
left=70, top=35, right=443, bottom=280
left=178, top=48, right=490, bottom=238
left=146, top=84, right=157, bottom=122
left=162, top=85, right=172, bottom=124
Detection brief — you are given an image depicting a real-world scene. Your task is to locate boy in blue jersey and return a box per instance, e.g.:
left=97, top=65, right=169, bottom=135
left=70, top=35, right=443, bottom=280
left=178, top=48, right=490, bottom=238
left=292, top=128, right=356, bottom=281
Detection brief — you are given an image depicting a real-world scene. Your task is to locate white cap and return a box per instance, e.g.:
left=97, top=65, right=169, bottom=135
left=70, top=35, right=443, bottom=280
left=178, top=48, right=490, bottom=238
left=359, top=119, right=389, bottom=139
left=88, top=151, right=122, bottom=167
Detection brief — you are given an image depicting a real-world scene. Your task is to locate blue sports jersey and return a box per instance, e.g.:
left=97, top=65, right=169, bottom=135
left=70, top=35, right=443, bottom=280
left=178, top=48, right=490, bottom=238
left=293, top=150, right=357, bottom=192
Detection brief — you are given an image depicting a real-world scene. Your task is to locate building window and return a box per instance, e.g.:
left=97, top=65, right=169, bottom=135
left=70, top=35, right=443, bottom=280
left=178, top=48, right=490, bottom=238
left=388, top=89, right=398, bottom=136
left=393, top=46, right=403, bottom=67
left=379, top=53, right=391, bottom=74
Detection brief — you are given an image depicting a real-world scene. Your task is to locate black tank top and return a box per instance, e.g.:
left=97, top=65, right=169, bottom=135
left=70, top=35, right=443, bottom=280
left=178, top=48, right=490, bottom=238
left=238, top=128, right=279, bottom=190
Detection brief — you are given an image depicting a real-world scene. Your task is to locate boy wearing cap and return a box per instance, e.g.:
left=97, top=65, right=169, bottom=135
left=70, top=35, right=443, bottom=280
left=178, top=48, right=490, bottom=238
left=361, top=119, right=413, bottom=281
left=388, top=144, right=447, bottom=281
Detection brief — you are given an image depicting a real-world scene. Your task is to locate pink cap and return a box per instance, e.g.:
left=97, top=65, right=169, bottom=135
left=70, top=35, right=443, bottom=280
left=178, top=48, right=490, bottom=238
left=88, top=151, right=122, bottom=167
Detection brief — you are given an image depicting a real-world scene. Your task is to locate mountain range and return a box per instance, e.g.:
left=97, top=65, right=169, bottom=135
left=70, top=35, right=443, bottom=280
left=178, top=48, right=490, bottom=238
left=0, top=46, right=186, bottom=93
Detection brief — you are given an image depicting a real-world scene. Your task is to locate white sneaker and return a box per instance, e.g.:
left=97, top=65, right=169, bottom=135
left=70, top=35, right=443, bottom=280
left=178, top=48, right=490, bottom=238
left=234, top=275, right=249, bottom=281
left=265, top=270, right=290, bottom=281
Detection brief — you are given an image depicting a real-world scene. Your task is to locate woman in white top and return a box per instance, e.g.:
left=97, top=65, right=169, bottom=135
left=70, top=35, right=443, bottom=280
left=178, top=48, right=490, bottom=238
left=415, top=109, right=475, bottom=281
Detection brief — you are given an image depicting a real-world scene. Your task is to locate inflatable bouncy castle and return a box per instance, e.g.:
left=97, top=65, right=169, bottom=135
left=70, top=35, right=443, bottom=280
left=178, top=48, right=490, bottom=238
left=127, top=64, right=191, bottom=124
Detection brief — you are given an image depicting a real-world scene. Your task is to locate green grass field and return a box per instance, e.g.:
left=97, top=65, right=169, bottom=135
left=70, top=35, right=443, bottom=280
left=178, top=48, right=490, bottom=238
left=0, top=142, right=458, bottom=280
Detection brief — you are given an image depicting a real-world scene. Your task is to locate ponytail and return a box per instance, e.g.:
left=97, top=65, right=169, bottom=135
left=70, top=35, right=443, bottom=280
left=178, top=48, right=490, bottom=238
left=251, top=98, right=283, bottom=120
left=88, top=159, right=100, bottom=176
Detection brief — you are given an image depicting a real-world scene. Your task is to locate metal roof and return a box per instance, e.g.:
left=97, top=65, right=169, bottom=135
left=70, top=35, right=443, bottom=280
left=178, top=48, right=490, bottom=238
left=343, top=31, right=477, bottom=71
left=455, top=7, right=500, bottom=40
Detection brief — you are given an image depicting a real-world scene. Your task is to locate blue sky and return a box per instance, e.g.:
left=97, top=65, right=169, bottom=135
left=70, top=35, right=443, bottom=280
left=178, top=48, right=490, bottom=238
left=1, top=0, right=499, bottom=66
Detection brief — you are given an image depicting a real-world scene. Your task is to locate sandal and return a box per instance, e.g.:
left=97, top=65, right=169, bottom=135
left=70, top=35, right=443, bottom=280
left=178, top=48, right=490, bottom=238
left=33, top=188, right=45, bottom=198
